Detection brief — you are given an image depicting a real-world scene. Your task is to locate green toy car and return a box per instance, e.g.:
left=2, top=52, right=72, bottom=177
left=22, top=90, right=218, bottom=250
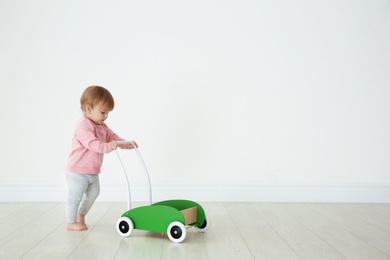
left=114, top=141, right=209, bottom=243
left=116, top=199, right=209, bottom=243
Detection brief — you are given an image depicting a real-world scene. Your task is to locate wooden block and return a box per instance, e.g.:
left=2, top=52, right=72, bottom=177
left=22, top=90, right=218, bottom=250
left=180, top=206, right=198, bottom=225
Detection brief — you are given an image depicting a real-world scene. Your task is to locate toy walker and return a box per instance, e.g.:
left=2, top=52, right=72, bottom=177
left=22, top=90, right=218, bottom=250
left=114, top=141, right=209, bottom=243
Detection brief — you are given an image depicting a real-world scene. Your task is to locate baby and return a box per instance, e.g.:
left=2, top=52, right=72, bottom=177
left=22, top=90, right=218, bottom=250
left=65, top=86, right=136, bottom=230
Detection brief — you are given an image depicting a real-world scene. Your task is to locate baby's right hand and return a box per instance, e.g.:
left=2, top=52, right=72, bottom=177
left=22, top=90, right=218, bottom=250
left=110, top=141, right=118, bottom=150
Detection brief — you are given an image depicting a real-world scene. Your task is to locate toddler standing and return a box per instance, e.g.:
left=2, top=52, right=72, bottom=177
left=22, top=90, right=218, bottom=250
left=66, top=86, right=136, bottom=231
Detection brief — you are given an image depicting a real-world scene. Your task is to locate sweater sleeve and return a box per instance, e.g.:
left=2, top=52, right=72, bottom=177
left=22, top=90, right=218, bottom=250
left=76, top=120, right=113, bottom=154
left=104, top=123, right=128, bottom=149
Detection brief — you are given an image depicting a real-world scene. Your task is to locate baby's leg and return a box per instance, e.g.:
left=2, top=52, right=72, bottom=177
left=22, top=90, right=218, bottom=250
left=78, top=212, right=86, bottom=225
left=66, top=171, right=89, bottom=231
left=78, top=174, right=100, bottom=227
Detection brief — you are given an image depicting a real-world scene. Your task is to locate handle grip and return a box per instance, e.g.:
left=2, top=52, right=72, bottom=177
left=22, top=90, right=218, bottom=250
left=116, top=140, right=135, bottom=145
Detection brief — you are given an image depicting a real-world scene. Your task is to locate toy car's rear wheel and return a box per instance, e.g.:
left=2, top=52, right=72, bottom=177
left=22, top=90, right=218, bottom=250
left=167, top=221, right=186, bottom=243
left=195, top=218, right=210, bottom=232
left=116, top=217, right=134, bottom=237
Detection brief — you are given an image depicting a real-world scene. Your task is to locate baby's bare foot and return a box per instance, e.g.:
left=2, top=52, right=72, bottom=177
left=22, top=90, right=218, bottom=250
left=77, top=213, right=88, bottom=229
left=67, top=222, right=88, bottom=231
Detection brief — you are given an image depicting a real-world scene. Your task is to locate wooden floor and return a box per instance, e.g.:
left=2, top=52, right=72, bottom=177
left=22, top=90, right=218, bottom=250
left=1, top=202, right=390, bottom=259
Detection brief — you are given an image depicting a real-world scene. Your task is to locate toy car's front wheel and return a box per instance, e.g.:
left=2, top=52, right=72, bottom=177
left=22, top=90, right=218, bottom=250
left=167, top=221, right=186, bottom=243
left=116, top=217, right=134, bottom=237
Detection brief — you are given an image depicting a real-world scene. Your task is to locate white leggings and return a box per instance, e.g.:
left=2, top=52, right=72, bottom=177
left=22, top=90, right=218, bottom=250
left=66, top=171, right=100, bottom=223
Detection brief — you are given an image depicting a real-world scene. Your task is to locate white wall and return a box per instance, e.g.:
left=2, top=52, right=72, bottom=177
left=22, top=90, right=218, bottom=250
left=1, top=0, right=389, bottom=202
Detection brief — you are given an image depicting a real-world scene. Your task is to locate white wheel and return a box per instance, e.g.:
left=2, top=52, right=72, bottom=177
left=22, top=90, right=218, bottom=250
left=195, top=218, right=210, bottom=233
left=167, top=221, right=186, bottom=243
left=116, top=217, right=134, bottom=237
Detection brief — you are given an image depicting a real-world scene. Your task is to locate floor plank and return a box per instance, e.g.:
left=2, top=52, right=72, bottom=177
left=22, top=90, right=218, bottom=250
left=0, top=203, right=56, bottom=240
left=20, top=203, right=113, bottom=259
left=224, top=202, right=300, bottom=260
left=339, top=203, right=390, bottom=234
left=308, top=203, right=390, bottom=256
left=0, top=202, right=29, bottom=220
left=0, top=203, right=63, bottom=259
left=115, top=230, right=165, bottom=259
left=282, top=203, right=389, bottom=260
left=253, top=203, right=346, bottom=260
left=160, top=228, right=208, bottom=260
left=364, top=203, right=390, bottom=217
left=202, top=202, right=255, bottom=259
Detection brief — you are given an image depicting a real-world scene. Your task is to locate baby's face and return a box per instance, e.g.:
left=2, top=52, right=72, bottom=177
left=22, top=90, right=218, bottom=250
left=86, top=104, right=111, bottom=125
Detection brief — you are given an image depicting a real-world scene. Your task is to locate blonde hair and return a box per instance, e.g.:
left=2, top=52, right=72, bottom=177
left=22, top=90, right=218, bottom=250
left=80, top=86, right=115, bottom=113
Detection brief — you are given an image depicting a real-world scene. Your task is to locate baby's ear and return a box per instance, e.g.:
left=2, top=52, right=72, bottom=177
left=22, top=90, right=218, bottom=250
left=85, top=104, right=93, bottom=113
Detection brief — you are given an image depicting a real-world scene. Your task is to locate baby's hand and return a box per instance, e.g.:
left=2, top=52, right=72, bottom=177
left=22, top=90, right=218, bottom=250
left=110, top=141, right=118, bottom=150
left=126, top=141, right=138, bottom=149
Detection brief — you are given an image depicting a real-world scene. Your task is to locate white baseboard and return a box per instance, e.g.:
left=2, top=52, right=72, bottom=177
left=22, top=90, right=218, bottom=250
left=1, top=182, right=389, bottom=203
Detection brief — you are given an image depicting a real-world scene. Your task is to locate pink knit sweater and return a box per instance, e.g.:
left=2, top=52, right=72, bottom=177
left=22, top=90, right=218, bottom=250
left=66, top=116, right=124, bottom=174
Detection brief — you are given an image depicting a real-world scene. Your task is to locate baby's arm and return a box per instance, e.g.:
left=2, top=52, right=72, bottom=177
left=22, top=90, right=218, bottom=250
left=105, top=126, right=138, bottom=150
left=76, top=121, right=116, bottom=153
